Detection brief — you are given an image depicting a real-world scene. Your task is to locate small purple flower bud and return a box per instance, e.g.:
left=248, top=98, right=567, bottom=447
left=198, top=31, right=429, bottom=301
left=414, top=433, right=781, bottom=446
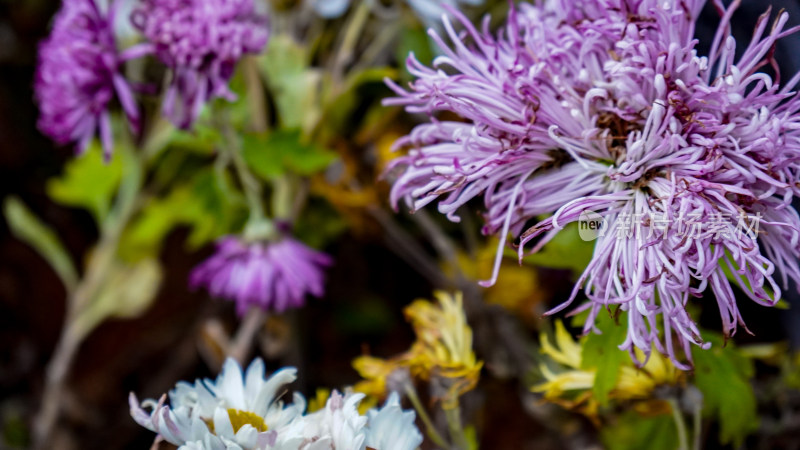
left=190, top=235, right=332, bottom=315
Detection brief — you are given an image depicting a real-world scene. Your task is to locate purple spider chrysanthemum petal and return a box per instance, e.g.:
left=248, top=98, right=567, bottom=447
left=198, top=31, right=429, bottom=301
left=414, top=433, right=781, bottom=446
left=190, top=235, right=332, bottom=315
left=35, top=0, right=141, bottom=160
left=130, top=0, right=268, bottom=129
left=386, top=0, right=800, bottom=366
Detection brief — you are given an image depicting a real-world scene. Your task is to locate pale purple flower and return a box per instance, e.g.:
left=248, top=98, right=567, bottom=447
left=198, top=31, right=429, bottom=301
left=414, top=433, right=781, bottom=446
left=386, top=0, right=800, bottom=368
left=35, top=0, right=141, bottom=159
left=190, top=235, right=332, bottom=315
left=131, top=0, right=268, bottom=129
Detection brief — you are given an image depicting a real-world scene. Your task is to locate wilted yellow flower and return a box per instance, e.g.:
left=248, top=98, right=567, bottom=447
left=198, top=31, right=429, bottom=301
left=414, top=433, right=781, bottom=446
left=352, top=355, right=407, bottom=398
left=351, top=292, right=483, bottom=410
left=404, top=292, right=483, bottom=407
left=447, top=240, right=544, bottom=318
left=307, top=388, right=332, bottom=413
left=534, top=321, right=683, bottom=417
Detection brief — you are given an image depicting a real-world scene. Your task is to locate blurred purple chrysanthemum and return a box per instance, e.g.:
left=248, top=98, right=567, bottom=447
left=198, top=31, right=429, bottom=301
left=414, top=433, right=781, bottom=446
left=35, top=0, right=141, bottom=159
left=190, top=235, right=332, bottom=315
left=131, top=0, right=268, bottom=129
left=386, top=0, right=800, bottom=367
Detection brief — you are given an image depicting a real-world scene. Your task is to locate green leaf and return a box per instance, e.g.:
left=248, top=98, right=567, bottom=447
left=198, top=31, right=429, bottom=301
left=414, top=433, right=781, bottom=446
left=519, top=222, right=594, bottom=276
left=72, top=258, right=163, bottom=339
left=3, top=197, right=78, bottom=292
left=601, top=411, right=678, bottom=450
left=396, top=24, right=434, bottom=81
left=580, top=310, right=628, bottom=405
left=293, top=199, right=349, bottom=249
left=258, top=35, right=320, bottom=130
left=242, top=130, right=337, bottom=181
left=168, top=124, right=222, bottom=155
left=318, top=66, right=397, bottom=142
left=692, top=333, right=759, bottom=447
left=120, top=168, right=246, bottom=261
left=46, top=141, right=124, bottom=222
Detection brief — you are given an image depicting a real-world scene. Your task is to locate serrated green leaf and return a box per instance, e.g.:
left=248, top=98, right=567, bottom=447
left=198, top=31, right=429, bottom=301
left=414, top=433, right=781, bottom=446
left=46, top=141, right=124, bottom=222
left=692, top=333, right=758, bottom=447
left=580, top=310, right=628, bottom=404
left=242, top=130, right=337, bottom=181
left=520, top=223, right=594, bottom=275
left=3, top=197, right=78, bottom=292
left=601, top=411, right=678, bottom=450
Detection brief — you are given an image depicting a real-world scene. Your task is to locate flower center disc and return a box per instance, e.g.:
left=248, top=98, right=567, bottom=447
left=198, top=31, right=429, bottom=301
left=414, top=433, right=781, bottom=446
left=227, top=409, right=268, bottom=433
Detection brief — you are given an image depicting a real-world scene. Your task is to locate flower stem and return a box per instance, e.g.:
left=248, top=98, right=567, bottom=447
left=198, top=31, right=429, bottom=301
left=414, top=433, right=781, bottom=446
left=33, top=145, right=145, bottom=448
left=692, top=399, right=703, bottom=450
left=220, top=117, right=267, bottom=223
left=228, top=308, right=267, bottom=365
left=444, top=397, right=470, bottom=450
left=668, top=398, right=690, bottom=450
left=404, top=382, right=450, bottom=448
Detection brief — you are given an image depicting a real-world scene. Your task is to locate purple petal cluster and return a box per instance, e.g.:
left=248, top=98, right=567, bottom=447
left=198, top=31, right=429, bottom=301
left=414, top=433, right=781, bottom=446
left=131, top=0, right=268, bottom=128
left=386, top=0, right=800, bottom=367
left=190, top=235, right=332, bottom=315
left=35, top=0, right=140, bottom=158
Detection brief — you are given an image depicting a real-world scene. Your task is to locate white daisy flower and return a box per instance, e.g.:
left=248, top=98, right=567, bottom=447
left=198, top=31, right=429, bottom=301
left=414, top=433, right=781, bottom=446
left=130, top=359, right=423, bottom=450
left=129, top=358, right=303, bottom=450
left=365, top=392, right=423, bottom=450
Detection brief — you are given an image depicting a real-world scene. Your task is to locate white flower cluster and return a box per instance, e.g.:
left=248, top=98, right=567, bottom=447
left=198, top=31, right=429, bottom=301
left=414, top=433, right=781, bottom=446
left=130, top=358, right=423, bottom=450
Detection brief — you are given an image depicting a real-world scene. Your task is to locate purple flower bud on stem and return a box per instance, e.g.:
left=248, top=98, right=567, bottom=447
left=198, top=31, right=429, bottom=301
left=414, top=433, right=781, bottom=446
left=190, top=235, right=332, bottom=315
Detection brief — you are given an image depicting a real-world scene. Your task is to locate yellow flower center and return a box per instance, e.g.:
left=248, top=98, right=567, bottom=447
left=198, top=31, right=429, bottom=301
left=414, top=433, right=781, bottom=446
left=227, top=409, right=268, bottom=433
left=205, top=409, right=268, bottom=434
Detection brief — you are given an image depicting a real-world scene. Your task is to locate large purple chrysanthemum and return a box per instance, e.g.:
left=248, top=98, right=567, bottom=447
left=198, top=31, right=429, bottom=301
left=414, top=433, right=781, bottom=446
left=35, top=0, right=140, bottom=159
left=190, top=235, right=332, bottom=315
left=386, top=0, right=800, bottom=367
left=131, top=0, right=268, bottom=129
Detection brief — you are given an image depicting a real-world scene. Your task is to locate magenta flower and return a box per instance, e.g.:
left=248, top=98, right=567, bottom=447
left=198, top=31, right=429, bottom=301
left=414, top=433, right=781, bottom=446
left=131, top=0, right=268, bottom=129
left=190, top=235, right=332, bottom=315
left=35, top=0, right=141, bottom=159
left=386, top=0, right=800, bottom=368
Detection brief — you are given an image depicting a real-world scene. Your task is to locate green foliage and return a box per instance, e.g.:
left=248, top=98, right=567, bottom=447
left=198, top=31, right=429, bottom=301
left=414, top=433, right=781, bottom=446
left=396, top=24, right=434, bottom=80
left=258, top=35, right=319, bottom=130
left=692, top=334, right=759, bottom=447
left=580, top=310, right=628, bottom=405
left=3, top=196, right=78, bottom=292
left=168, top=124, right=222, bottom=155
left=519, top=223, right=594, bottom=276
left=319, top=66, right=397, bottom=141
left=293, top=199, right=349, bottom=249
left=46, top=141, right=124, bottom=223
left=72, top=258, right=162, bottom=340
left=242, top=130, right=337, bottom=181
left=120, top=168, right=246, bottom=261
left=601, top=411, right=678, bottom=450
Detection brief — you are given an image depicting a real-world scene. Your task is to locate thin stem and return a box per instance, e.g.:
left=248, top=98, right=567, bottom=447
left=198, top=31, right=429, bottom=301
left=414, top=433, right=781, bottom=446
left=444, top=400, right=470, bottom=450
left=668, top=398, right=690, bottom=450
left=331, top=0, right=371, bottom=86
left=34, top=146, right=146, bottom=448
left=243, top=57, right=269, bottom=133
left=692, top=401, right=702, bottom=450
left=228, top=308, right=267, bottom=365
left=220, top=118, right=266, bottom=222
left=404, top=382, right=450, bottom=448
